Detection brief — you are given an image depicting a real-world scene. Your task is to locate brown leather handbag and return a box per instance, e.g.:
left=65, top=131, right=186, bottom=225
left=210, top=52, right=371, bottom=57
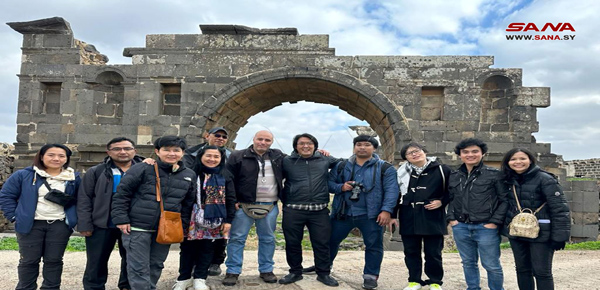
left=154, top=164, right=184, bottom=244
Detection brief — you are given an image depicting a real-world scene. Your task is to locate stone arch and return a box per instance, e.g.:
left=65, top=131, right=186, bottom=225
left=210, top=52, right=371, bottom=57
left=479, top=74, right=515, bottom=132
left=190, top=67, right=411, bottom=162
left=95, top=71, right=124, bottom=85
left=90, top=70, right=125, bottom=123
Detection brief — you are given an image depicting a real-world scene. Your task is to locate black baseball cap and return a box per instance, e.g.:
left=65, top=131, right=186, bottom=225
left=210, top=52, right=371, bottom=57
left=208, top=127, right=228, bottom=135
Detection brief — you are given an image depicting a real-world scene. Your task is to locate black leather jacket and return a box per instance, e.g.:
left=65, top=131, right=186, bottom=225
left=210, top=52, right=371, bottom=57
left=282, top=151, right=340, bottom=205
left=446, top=162, right=508, bottom=225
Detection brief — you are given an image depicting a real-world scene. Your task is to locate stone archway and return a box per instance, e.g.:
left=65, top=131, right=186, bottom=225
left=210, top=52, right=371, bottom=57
left=190, top=67, right=410, bottom=162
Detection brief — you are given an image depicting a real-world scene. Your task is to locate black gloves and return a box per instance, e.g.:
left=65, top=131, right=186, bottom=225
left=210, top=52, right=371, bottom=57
left=551, top=241, right=566, bottom=251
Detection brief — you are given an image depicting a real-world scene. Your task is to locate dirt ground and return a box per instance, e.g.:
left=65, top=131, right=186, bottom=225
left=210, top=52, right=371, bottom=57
left=0, top=249, right=599, bottom=290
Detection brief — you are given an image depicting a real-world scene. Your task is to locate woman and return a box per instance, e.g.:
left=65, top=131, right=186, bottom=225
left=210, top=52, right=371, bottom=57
left=172, top=145, right=236, bottom=290
left=392, top=142, right=450, bottom=290
left=0, top=144, right=80, bottom=290
left=111, top=136, right=196, bottom=290
left=501, top=148, right=570, bottom=290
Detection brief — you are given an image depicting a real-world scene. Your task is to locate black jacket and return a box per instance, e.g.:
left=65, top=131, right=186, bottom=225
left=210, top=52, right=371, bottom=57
left=282, top=151, right=339, bottom=205
left=77, top=155, right=145, bottom=231
left=395, top=161, right=451, bottom=235
left=111, top=160, right=196, bottom=231
left=226, top=145, right=285, bottom=203
left=446, top=162, right=508, bottom=225
left=502, top=165, right=571, bottom=243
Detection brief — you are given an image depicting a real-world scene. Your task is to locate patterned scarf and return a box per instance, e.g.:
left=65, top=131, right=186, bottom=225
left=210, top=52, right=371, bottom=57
left=200, top=166, right=227, bottom=223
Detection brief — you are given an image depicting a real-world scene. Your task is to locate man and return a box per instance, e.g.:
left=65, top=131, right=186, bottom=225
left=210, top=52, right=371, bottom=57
left=327, top=135, right=399, bottom=290
left=221, top=130, right=283, bottom=286
left=446, top=138, right=507, bottom=290
left=183, top=126, right=232, bottom=276
left=279, top=133, right=340, bottom=287
left=77, top=137, right=144, bottom=290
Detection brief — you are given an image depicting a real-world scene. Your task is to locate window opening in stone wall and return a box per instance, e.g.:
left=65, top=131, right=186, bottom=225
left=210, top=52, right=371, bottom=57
left=161, top=83, right=181, bottom=116
left=420, top=87, right=444, bottom=121
left=40, top=82, right=61, bottom=114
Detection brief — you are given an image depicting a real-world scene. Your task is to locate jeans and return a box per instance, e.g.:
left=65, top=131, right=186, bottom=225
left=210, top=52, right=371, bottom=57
left=83, top=227, right=129, bottom=290
left=225, top=205, right=279, bottom=274
left=509, top=238, right=555, bottom=290
left=329, top=216, right=384, bottom=276
left=16, top=220, right=73, bottom=290
left=121, top=231, right=170, bottom=290
left=178, top=239, right=216, bottom=280
left=282, top=207, right=331, bottom=275
left=402, top=234, right=444, bottom=285
left=452, top=222, right=504, bottom=290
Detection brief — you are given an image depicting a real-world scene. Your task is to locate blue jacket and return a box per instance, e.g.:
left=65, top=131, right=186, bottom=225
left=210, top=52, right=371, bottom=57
left=328, top=154, right=399, bottom=219
left=0, top=167, right=80, bottom=234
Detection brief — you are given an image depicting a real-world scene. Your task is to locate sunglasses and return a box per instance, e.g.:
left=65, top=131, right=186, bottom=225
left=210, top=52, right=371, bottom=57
left=213, top=133, right=228, bottom=139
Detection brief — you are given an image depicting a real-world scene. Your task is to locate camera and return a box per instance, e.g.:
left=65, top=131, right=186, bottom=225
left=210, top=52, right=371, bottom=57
left=348, top=181, right=365, bottom=201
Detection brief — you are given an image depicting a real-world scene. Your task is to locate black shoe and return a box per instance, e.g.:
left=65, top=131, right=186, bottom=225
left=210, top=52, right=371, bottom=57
left=278, top=273, right=303, bottom=284
left=362, top=277, right=378, bottom=290
left=260, top=272, right=278, bottom=283
left=208, top=264, right=222, bottom=276
left=302, top=265, right=316, bottom=274
left=222, top=273, right=239, bottom=286
left=317, top=274, right=339, bottom=287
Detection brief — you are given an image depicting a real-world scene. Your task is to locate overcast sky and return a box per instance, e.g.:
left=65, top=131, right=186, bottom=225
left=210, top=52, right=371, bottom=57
left=0, top=0, right=598, bottom=160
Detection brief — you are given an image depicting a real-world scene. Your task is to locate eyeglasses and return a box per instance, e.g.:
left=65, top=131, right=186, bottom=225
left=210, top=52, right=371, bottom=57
left=213, top=133, right=228, bottom=139
left=406, top=149, right=422, bottom=156
left=298, top=142, right=314, bottom=147
left=109, top=147, right=135, bottom=152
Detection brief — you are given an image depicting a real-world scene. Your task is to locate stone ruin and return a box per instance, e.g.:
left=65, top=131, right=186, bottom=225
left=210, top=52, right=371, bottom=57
left=3, top=17, right=598, bottom=240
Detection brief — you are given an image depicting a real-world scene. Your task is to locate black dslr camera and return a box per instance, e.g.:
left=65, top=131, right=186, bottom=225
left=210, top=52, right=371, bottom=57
left=348, top=181, right=365, bottom=201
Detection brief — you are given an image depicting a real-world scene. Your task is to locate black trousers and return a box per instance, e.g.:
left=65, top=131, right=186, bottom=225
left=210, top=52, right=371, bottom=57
left=401, top=234, right=444, bottom=286
left=282, top=207, right=331, bottom=275
left=82, top=227, right=129, bottom=290
left=16, top=220, right=72, bottom=290
left=177, top=239, right=216, bottom=280
left=210, top=238, right=227, bottom=265
left=509, top=238, right=555, bottom=290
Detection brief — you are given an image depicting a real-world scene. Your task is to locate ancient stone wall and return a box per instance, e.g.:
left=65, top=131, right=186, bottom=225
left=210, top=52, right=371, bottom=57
left=0, top=143, right=15, bottom=232
left=563, top=180, right=600, bottom=241
left=565, top=158, right=600, bottom=178
left=7, top=17, right=561, bottom=173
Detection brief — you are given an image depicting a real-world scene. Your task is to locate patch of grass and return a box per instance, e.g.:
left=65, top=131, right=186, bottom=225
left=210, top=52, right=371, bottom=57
left=500, top=242, right=511, bottom=249
left=565, top=241, right=600, bottom=250
left=0, top=237, right=87, bottom=252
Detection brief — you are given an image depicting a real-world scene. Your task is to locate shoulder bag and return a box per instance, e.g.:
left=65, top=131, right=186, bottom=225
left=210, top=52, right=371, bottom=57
left=154, top=164, right=184, bottom=244
left=508, top=185, right=546, bottom=239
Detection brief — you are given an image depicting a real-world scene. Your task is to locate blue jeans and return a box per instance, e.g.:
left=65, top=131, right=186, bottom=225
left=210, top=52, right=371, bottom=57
left=452, top=222, right=504, bottom=290
left=225, top=205, right=279, bottom=274
left=329, top=215, right=384, bottom=276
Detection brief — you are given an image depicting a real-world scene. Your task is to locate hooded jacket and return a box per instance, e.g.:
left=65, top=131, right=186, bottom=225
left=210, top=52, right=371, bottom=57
left=329, top=154, right=399, bottom=219
left=226, top=145, right=285, bottom=203
left=446, top=162, right=508, bottom=225
left=111, top=160, right=196, bottom=231
left=77, top=155, right=145, bottom=232
left=502, top=165, right=571, bottom=243
left=282, top=151, right=340, bottom=205
left=0, top=166, right=80, bottom=234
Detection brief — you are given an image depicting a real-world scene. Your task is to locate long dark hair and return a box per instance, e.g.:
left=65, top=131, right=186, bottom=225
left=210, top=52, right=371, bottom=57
left=32, top=144, right=72, bottom=170
left=501, top=148, right=536, bottom=180
left=194, top=145, right=226, bottom=173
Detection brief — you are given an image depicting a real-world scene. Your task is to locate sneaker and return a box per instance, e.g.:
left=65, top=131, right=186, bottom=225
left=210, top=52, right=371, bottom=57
left=260, top=272, right=278, bottom=283
left=363, top=277, right=378, bottom=290
left=208, top=264, right=222, bottom=276
left=429, top=283, right=442, bottom=290
left=222, top=273, right=239, bottom=286
left=172, top=278, right=192, bottom=290
left=403, top=282, right=422, bottom=290
left=193, top=278, right=208, bottom=290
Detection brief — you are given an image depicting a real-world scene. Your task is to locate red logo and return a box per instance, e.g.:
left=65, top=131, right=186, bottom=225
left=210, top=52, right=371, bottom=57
left=506, top=23, right=575, bottom=32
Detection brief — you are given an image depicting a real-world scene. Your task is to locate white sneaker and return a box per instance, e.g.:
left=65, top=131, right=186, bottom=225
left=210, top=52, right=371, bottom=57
left=429, top=283, right=443, bottom=290
left=193, top=278, right=208, bottom=290
left=403, top=282, right=422, bottom=290
left=172, top=278, right=192, bottom=290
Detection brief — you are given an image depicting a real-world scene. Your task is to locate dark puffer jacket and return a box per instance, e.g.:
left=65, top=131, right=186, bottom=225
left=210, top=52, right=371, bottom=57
left=226, top=145, right=285, bottom=203
left=282, top=151, right=340, bottom=205
left=77, top=155, right=145, bottom=231
left=111, top=160, right=196, bottom=231
left=502, top=165, right=570, bottom=243
left=446, top=162, right=508, bottom=225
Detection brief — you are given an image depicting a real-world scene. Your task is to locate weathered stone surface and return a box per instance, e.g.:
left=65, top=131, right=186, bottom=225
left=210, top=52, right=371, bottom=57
left=7, top=17, right=72, bottom=35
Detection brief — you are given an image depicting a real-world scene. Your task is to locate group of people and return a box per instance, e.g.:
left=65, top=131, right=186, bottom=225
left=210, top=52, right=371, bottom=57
left=0, top=125, right=570, bottom=290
